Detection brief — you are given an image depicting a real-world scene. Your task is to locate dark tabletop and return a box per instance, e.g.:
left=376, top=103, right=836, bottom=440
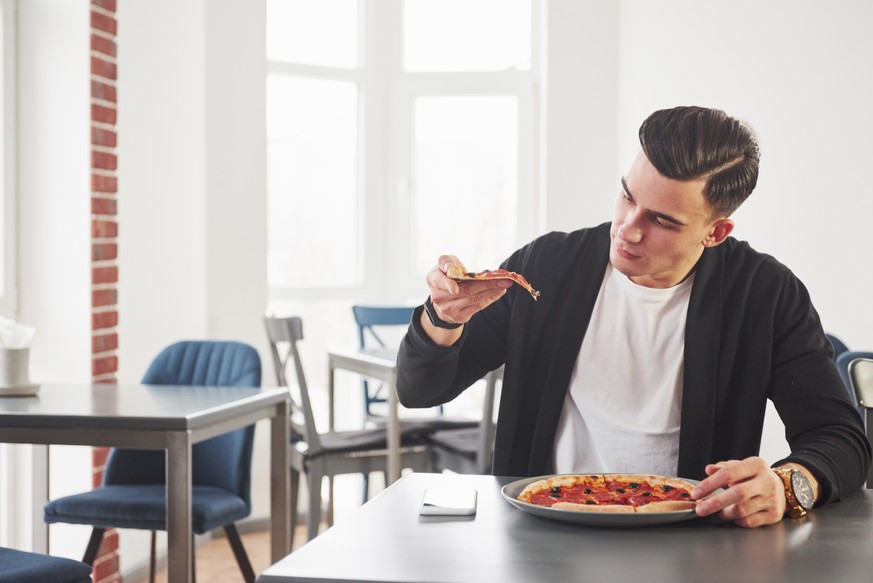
left=258, top=472, right=873, bottom=583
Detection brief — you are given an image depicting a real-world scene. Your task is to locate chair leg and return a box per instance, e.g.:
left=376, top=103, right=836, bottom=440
left=308, top=470, right=324, bottom=541
left=224, top=524, right=256, bottom=583
left=328, top=475, right=335, bottom=527
left=290, top=466, right=300, bottom=549
left=82, top=527, right=106, bottom=565
left=149, top=531, right=157, bottom=583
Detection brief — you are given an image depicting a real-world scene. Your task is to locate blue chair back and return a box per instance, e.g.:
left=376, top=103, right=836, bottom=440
left=826, top=333, right=849, bottom=360
left=352, top=305, right=415, bottom=349
left=103, top=341, right=261, bottom=506
left=351, top=306, right=414, bottom=415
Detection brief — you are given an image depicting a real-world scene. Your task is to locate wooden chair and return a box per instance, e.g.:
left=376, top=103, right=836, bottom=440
left=264, top=314, right=432, bottom=543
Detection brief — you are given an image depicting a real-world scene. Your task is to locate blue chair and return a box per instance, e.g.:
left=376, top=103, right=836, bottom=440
left=352, top=305, right=417, bottom=418
left=43, top=341, right=261, bottom=583
left=0, top=547, right=91, bottom=583
left=826, top=333, right=850, bottom=361
left=350, top=305, right=479, bottom=499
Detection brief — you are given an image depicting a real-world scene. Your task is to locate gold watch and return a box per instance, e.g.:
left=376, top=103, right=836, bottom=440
left=772, top=467, right=814, bottom=518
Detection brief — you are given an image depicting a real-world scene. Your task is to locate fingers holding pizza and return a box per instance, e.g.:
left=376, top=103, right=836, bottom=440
left=423, top=255, right=538, bottom=345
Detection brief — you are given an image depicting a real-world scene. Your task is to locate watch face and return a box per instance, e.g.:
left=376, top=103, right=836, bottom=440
left=791, top=471, right=814, bottom=510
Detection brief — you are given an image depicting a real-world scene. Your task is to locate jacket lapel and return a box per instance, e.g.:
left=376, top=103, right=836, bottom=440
left=678, top=245, right=724, bottom=479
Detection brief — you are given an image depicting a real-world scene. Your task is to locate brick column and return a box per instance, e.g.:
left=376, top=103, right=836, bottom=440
left=90, top=1, right=120, bottom=581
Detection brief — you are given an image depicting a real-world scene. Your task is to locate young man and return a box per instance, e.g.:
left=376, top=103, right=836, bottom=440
left=396, top=106, right=871, bottom=528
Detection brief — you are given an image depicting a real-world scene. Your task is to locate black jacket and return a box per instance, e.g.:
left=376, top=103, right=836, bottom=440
left=397, top=223, right=871, bottom=504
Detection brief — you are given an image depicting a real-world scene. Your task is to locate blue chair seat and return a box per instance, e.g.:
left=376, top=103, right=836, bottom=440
left=44, top=484, right=248, bottom=533
left=0, top=547, right=91, bottom=583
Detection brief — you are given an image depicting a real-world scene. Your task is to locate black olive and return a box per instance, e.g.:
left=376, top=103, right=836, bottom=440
left=583, top=488, right=593, bottom=494
left=642, top=492, right=652, bottom=497
left=662, top=485, right=673, bottom=492
left=628, top=483, right=640, bottom=489
left=680, top=492, right=690, bottom=498
left=615, top=488, right=625, bottom=494
left=550, top=486, right=562, bottom=498
left=585, top=500, right=596, bottom=505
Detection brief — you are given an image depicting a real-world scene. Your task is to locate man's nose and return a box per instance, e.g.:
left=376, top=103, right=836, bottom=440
left=619, top=211, right=644, bottom=243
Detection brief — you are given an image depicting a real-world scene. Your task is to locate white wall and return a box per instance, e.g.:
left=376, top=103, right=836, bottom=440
left=116, top=0, right=268, bottom=574
left=16, top=0, right=91, bottom=558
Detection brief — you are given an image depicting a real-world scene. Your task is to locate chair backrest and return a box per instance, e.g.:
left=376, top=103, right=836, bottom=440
left=826, top=333, right=849, bottom=361
left=836, top=350, right=873, bottom=409
left=849, top=358, right=873, bottom=410
left=103, top=341, right=261, bottom=509
left=263, top=314, right=323, bottom=454
left=478, top=366, right=503, bottom=472
left=351, top=305, right=415, bottom=350
left=848, top=358, right=873, bottom=488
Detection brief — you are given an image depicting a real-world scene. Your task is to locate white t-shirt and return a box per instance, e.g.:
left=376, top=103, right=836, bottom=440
left=552, top=265, right=694, bottom=476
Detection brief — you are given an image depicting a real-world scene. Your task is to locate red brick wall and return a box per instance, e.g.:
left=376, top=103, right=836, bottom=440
left=90, top=0, right=119, bottom=581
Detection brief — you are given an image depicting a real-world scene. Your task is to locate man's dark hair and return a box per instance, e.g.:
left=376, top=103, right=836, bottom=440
left=639, top=106, right=760, bottom=217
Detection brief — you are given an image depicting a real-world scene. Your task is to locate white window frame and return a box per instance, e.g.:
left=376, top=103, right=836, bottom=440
left=267, top=0, right=542, bottom=304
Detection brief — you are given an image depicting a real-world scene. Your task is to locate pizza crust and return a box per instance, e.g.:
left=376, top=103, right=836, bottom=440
left=552, top=501, right=636, bottom=513
left=632, top=500, right=697, bottom=513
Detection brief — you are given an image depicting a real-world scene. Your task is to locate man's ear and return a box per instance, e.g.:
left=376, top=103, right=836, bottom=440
left=703, top=218, right=734, bottom=248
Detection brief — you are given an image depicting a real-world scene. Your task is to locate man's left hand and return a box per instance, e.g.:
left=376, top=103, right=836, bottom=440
left=691, top=456, right=785, bottom=528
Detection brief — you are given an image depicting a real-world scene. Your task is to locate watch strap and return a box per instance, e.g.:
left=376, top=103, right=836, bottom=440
left=423, top=297, right=462, bottom=330
left=773, top=467, right=807, bottom=518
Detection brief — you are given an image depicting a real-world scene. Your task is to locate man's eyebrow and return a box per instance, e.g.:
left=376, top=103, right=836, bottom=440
left=620, top=177, right=687, bottom=227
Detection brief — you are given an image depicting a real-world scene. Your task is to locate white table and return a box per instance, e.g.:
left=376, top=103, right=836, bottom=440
left=0, top=383, right=291, bottom=583
left=327, top=347, right=401, bottom=483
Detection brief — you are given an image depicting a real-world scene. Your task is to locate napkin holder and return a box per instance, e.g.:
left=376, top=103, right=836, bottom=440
left=0, top=347, right=39, bottom=396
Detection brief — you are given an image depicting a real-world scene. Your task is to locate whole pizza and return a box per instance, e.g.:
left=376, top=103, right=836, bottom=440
left=517, top=474, right=698, bottom=513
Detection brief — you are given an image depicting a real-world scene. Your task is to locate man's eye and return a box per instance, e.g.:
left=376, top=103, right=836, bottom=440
left=653, top=216, right=673, bottom=229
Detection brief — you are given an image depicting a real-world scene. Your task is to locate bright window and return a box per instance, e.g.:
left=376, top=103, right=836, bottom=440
left=266, top=75, right=359, bottom=288
left=403, top=0, right=532, bottom=72
left=266, top=0, right=540, bottom=301
left=412, top=95, right=519, bottom=273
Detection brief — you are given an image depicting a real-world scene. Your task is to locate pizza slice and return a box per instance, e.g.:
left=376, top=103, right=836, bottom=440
left=446, top=263, right=541, bottom=301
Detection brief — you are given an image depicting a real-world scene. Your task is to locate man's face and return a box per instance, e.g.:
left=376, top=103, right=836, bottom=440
left=609, top=151, right=733, bottom=288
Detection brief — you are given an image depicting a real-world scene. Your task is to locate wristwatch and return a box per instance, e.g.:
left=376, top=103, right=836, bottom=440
left=423, top=297, right=462, bottom=330
left=772, top=467, right=814, bottom=518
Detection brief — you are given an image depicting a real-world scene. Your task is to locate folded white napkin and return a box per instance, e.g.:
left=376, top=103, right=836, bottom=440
left=0, top=316, right=35, bottom=348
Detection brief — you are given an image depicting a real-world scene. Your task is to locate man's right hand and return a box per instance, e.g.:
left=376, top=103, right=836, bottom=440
left=422, top=255, right=512, bottom=346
